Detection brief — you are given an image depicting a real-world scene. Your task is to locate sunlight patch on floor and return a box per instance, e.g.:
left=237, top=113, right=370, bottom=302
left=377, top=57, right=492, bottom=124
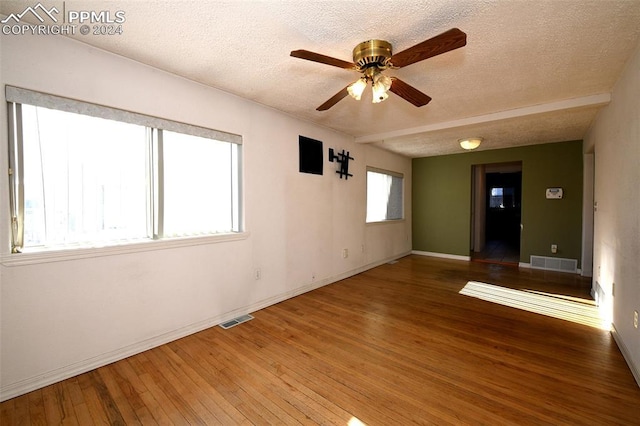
left=348, top=416, right=367, bottom=426
left=460, top=281, right=610, bottom=330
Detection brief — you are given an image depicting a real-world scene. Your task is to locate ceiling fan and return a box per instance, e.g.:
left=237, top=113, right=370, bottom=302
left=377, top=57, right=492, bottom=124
left=290, top=28, right=466, bottom=111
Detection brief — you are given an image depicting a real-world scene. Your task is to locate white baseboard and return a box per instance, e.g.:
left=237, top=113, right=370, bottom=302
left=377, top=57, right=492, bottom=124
left=0, top=313, right=227, bottom=402
left=413, top=254, right=582, bottom=276
left=411, top=250, right=470, bottom=261
left=610, top=324, right=640, bottom=388
left=0, top=251, right=411, bottom=402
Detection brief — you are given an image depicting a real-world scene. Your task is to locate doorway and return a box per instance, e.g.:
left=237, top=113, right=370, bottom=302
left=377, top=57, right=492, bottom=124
left=471, top=162, right=522, bottom=265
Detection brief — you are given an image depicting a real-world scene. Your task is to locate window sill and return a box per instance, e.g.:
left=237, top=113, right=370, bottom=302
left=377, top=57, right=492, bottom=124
left=1, top=232, right=250, bottom=267
left=365, top=219, right=406, bottom=225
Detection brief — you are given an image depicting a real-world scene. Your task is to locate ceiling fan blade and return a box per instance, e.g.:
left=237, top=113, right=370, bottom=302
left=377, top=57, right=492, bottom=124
left=390, top=28, right=466, bottom=68
left=317, top=86, right=350, bottom=111
left=389, top=78, right=432, bottom=107
left=290, top=50, right=356, bottom=70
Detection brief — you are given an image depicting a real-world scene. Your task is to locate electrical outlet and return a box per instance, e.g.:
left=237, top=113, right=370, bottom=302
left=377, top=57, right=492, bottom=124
left=551, top=244, right=558, bottom=254
left=342, top=248, right=348, bottom=258
left=254, top=268, right=261, bottom=280
left=634, top=311, right=638, bottom=329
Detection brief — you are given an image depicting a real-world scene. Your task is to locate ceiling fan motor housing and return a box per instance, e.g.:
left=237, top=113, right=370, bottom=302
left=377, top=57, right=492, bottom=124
left=353, top=40, right=392, bottom=70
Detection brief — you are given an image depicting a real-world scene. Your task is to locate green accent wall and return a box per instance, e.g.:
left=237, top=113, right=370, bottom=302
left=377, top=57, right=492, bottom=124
left=412, top=141, right=584, bottom=266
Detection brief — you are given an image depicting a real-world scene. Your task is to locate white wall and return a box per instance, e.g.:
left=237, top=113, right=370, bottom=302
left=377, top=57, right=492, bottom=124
left=0, top=34, right=412, bottom=400
left=581, top=153, right=594, bottom=277
left=585, top=41, right=640, bottom=384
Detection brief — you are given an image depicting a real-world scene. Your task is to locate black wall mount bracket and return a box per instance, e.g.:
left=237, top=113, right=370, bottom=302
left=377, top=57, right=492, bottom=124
left=329, top=148, right=354, bottom=180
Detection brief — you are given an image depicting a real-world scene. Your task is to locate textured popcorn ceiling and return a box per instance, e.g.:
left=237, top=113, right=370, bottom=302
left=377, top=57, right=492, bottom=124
left=2, top=0, right=640, bottom=157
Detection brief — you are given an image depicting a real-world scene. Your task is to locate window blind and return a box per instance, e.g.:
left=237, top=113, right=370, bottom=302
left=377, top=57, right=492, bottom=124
left=5, top=86, right=242, bottom=145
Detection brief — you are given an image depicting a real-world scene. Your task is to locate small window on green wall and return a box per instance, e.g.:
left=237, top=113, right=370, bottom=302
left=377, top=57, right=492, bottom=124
left=366, top=168, right=403, bottom=222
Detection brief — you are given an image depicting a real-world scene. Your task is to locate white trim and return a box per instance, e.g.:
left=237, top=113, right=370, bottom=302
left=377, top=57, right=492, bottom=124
left=365, top=219, right=406, bottom=226
left=0, top=250, right=411, bottom=401
left=0, top=312, right=230, bottom=402
left=412, top=250, right=471, bottom=261
left=610, top=324, right=640, bottom=388
left=366, top=166, right=403, bottom=179
left=1, top=232, right=250, bottom=266
left=411, top=254, right=578, bottom=273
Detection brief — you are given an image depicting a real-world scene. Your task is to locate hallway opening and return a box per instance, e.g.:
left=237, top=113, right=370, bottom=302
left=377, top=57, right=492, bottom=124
left=471, top=162, right=522, bottom=265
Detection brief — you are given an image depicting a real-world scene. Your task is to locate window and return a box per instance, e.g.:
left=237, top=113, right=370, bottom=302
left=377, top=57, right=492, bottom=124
left=489, top=187, right=504, bottom=208
left=162, top=130, right=240, bottom=237
left=489, top=186, right=515, bottom=209
left=7, top=86, right=242, bottom=253
left=366, top=168, right=403, bottom=223
left=21, top=105, right=149, bottom=247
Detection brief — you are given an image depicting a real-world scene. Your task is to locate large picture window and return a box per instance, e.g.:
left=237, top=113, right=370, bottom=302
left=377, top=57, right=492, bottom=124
left=366, top=168, right=404, bottom=223
left=7, top=87, right=242, bottom=253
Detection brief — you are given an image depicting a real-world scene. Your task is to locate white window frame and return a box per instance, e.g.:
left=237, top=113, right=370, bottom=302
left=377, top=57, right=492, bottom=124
left=366, top=167, right=404, bottom=223
left=5, top=86, right=245, bottom=260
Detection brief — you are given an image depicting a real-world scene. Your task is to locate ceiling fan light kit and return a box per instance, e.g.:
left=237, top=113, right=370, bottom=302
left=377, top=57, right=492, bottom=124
left=347, top=78, right=367, bottom=100
left=459, top=137, right=483, bottom=150
left=290, top=28, right=467, bottom=111
left=347, top=65, right=393, bottom=103
left=371, top=70, right=392, bottom=103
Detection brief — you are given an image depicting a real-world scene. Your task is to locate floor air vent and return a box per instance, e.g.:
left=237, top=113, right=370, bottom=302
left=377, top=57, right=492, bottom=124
left=219, top=314, right=254, bottom=330
left=530, top=256, right=578, bottom=273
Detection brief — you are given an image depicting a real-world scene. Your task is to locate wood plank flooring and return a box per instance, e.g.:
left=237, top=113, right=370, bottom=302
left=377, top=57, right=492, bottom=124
left=2, top=255, right=640, bottom=425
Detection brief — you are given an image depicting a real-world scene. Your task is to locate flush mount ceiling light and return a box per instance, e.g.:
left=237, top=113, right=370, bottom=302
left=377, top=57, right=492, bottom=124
left=459, top=137, right=483, bottom=150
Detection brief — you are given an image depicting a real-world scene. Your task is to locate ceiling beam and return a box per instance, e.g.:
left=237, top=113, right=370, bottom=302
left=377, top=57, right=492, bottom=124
left=355, top=93, right=611, bottom=143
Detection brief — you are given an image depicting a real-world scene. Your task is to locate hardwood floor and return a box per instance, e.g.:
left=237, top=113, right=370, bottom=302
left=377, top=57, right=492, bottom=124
left=2, top=255, right=639, bottom=425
